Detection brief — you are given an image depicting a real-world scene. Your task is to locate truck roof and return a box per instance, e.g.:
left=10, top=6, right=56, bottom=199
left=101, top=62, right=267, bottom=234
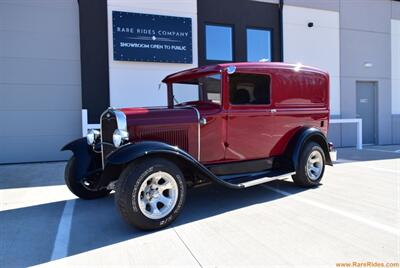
left=162, top=62, right=328, bottom=83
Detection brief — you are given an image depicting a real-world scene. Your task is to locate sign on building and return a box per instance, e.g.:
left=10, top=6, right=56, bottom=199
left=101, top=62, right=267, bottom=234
left=112, top=11, right=192, bottom=64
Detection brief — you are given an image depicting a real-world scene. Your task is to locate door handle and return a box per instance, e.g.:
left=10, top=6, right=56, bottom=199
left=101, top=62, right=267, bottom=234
left=269, top=109, right=277, bottom=113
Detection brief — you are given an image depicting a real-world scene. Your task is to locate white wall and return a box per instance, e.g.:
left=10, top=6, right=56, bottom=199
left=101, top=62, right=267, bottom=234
left=392, top=19, right=400, bottom=114
left=107, top=0, right=198, bottom=108
left=283, top=5, right=340, bottom=115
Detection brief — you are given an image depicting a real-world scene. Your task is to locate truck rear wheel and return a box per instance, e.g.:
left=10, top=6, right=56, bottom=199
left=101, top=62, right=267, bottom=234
left=115, top=158, right=186, bottom=230
left=292, top=142, right=325, bottom=187
left=65, top=156, right=111, bottom=199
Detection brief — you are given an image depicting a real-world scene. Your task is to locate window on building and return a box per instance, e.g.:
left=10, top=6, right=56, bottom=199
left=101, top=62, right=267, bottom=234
left=246, top=28, right=272, bottom=62
left=229, top=73, right=270, bottom=105
left=205, top=24, right=233, bottom=61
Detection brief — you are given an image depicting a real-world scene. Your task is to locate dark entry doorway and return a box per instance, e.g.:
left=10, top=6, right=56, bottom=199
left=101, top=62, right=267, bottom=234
left=356, top=81, right=377, bottom=144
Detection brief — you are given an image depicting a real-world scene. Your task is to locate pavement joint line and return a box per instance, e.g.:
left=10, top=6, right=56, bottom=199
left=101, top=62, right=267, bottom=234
left=50, top=199, right=76, bottom=261
left=334, top=159, right=353, bottom=163
left=349, top=163, right=399, bottom=174
left=261, top=185, right=400, bottom=237
left=364, top=148, right=400, bottom=154
left=335, top=160, right=398, bottom=174
left=173, top=228, right=203, bottom=268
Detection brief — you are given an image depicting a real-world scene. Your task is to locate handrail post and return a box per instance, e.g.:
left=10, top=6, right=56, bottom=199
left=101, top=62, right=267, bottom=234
left=357, top=119, right=362, bottom=150
left=82, top=109, right=88, bottom=137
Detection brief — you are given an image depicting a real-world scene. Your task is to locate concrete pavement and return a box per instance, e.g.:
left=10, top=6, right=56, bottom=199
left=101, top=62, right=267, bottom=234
left=0, top=145, right=399, bottom=267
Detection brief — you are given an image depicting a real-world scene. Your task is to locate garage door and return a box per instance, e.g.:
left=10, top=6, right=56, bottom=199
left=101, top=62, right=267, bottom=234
left=0, top=0, right=81, bottom=163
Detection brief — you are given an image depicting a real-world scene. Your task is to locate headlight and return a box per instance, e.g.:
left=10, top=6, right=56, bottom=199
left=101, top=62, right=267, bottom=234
left=87, top=129, right=100, bottom=145
left=113, top=129, right=129, bottom=147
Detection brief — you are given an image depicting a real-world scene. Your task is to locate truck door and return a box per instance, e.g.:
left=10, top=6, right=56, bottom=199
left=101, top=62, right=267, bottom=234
left=225, top=73, right=277, bottom=161
left=195, top=74, right=227, bottom=164
left=171, top=73, right=226, bottom=164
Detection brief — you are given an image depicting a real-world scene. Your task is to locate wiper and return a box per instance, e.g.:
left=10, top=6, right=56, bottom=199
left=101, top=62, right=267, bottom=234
left=173, top=95, right=179, bottom=105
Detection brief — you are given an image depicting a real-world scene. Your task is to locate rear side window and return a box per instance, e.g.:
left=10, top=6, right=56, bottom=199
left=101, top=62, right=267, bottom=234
left=229, top=73, right=270, bottom=105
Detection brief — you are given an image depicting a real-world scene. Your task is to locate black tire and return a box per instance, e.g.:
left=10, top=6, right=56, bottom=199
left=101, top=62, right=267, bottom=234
left=292, top=142, right=325, bottom=187
left=65, top=156, right=111, bottom=199
left=115, top=158, right=186, bottom=230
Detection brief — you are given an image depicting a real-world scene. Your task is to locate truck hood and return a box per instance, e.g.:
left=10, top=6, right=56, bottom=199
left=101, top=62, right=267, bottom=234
left=119, top=106, right=198, bottom=126
left=118, top=106, right=199, bottom=157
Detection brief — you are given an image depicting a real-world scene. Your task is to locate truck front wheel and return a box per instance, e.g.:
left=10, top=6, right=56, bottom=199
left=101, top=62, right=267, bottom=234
left=292, top=142, right=326, bottom=187
left=65, top=156, right=111, bottom=199
left=115, top=158, right=186, bottom=230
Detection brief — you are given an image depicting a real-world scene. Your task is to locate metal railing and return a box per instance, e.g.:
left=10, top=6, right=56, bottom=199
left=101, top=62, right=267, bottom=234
left=330, top=118, right=363, bottom=150
left=81, top=109, right=100, bottom=137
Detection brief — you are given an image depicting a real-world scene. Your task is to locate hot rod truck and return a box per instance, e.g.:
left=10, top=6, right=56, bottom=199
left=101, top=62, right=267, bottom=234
left=62, top=62, right=334, bottom=230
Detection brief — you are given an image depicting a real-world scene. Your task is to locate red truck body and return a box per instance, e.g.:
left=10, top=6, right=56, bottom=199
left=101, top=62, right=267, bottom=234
left=62, top=62, right=333, bottom=230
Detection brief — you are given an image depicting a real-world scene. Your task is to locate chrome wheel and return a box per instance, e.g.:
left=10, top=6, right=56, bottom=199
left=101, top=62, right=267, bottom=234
left=137, top=171, right=178, bottom=220
left=306, top=150, right=323, bottom=181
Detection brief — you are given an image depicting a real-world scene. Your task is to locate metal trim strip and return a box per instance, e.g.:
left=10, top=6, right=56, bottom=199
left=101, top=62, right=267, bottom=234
left=187, top=106, right=201, bottom=161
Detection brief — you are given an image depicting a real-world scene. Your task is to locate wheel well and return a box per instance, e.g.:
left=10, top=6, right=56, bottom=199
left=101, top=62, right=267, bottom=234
left=125, top=153, right=199, bottom=186
left=285, top=129, right=333, bottom=171
left=303, top=135, right=332, bottom=165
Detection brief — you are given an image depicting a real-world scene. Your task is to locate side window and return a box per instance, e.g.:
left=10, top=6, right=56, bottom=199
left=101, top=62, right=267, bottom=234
left=202, top=74, right=222, bottom=104
left=229, top=73, right=270, bottom=105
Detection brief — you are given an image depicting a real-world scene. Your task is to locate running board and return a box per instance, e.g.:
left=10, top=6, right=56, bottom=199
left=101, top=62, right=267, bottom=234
left=238, top=172, right=295, bottom=187
left=218, top=170, right=295, bottom=188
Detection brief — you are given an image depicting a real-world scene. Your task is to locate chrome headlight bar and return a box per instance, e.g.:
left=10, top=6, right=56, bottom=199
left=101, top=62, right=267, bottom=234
left=113, top=129, right=129, bottom=147
left=111, top=108, right=129, bottom=147
left=100, top=107, right=129, bottom=148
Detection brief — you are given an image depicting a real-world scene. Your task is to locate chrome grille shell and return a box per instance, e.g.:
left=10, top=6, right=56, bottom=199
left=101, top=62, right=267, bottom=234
left=100, top=108, right=127, bottom=168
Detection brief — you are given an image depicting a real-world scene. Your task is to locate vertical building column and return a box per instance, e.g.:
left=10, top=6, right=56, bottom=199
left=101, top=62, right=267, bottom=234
left=391, top=1, right=400, bottom=144
left=78, top=0, right=110, bottom=123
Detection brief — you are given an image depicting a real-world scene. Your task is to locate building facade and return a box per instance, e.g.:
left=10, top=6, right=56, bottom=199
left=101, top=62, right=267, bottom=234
left=0, top=0, right=399, bottom=163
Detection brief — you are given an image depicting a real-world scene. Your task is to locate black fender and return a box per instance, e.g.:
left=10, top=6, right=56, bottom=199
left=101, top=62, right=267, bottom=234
left=287, top=127, right=333, bottom=171
left=103, top=141, right=242, bottom=189
left=61, top=138, right=102, bottom=183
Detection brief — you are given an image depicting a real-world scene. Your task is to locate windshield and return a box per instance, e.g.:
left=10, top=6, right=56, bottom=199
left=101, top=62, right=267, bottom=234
left=171, top=74, right=221, bottom=106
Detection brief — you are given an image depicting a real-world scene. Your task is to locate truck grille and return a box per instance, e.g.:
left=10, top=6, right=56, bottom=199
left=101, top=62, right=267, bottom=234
left=135, top=127, right=189, bottom=152
left=101, top=111, right=118, bottom=166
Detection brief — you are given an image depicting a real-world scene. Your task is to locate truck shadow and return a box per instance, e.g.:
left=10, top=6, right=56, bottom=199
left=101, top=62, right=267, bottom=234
left=335, top=146, right=400, bottom=163
left=0, top=161, right=66, bottom=189
left=0, top=180, right=309, bottom=267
